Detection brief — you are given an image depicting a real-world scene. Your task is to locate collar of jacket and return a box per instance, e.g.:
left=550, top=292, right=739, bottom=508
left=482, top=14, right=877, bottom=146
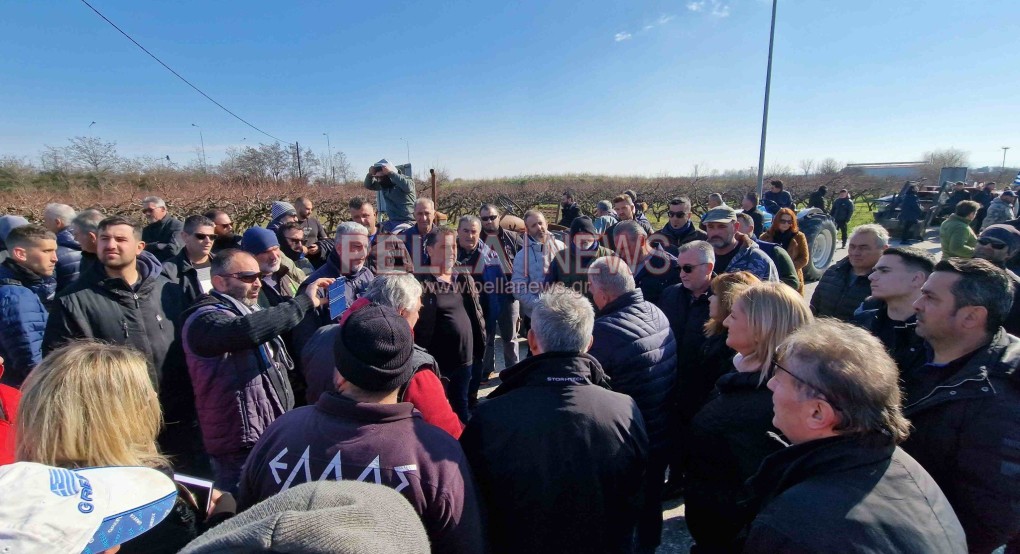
left=84, top=250, right=163, bottom=294
left=315, top=391, right=418, bottom=424
left=596, top=289, right=645, bottom=318
left=906, top=328, right=1018, bottom=413
left=56, top=228, right=81, bottom=250
left=489, top=351, right=612, bottom=398
left=171, top=249, right=214, bottom=274
left=743, top=433, right=895, bottom=512
left=325, top=249, right=367, bottom=278
left=0, top=257, right=45, bottom=285
left=715, top=368, right=766, bottom=393
left=662, top=220, right=694, bottom=238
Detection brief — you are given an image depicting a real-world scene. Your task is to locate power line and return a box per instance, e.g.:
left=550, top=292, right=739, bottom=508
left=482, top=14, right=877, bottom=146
left=79, top=0, right=289, bottom=145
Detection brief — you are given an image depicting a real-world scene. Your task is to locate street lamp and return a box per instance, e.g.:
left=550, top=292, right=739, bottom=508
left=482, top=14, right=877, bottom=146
left=191, top=123, right=207, bottom=170
left=323, top=132, right=334, bottom=184
left=755, top=0, right=778, bottom=199
left=1003, top=146, right=1011, bottom=170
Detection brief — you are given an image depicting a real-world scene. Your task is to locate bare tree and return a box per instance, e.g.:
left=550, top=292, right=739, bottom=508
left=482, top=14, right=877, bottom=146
left=923, top=148, right=970, bottom=169
left=818, top=158, right=843, bottom=175
left=40, top=146, right=72, bottom=173
left=799, top=159, right=815, bottom=176
left=332, top=151, right=354, bottom=184
left=65, top=136, right=121, bottom=173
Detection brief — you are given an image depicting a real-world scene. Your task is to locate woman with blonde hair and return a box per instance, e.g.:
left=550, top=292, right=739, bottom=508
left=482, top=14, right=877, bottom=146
left=760, top=207, right=810, bottom=293
left=17, top=341, right=201, bottom=553
left=684, top=281, right=814, bottom=552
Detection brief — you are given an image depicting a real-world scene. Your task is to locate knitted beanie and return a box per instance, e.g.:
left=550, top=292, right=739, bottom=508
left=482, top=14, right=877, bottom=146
left=241, top=227, right=279, bottom=255
left=333, top=303, right=415, bottom=392
left=179, top=480, right=430, bottom=554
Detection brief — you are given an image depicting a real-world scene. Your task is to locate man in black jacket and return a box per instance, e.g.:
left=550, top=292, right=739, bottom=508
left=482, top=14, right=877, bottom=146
left=161, top=214, right=216, bottom=308
left=140, top=196, right=184, bottom=262
left=810, top=224, right=887, bottom=320
left=654, top=196, right=707, bottom=256
left=852, top=247, right=934, bottom=372
left=557, top=190, right=583, bottom=228
left=588, top=255, right=676, bottom=552
left=906, top=258, right=1020, bottom=553
left=42, top=216, right=201, bottom=472
left=740, top=320, right=966, bottom=552
left=613, top=220, right=679, bottom=304
left=479, top=204, right=524, bottom=376
left=461, top=288, right=649, bottom=554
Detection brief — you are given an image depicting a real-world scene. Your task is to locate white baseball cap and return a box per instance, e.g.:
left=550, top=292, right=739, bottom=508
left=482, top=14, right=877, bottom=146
left=0, top=462, right=177, bottom=553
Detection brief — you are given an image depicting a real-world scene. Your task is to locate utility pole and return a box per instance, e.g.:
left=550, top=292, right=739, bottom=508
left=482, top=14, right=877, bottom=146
left=400, top=137, right=411, bottom=165
left=1003, top=146, right=1011, bottom=170
left=295, top=142, right=303, bottom=178
left=323, top=132, right=334, bottom=185
left=755, top=0, right=778, bottom=199
left=191, top=123, right=206, bottom=170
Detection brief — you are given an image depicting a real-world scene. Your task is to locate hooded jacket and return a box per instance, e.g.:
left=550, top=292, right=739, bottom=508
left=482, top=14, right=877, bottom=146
left=160, top=249, right=214, bottom=308
left=740, top=435, right=967, bottom=553
left=0, top=259, right=56, bottom=387
left=54, top=228, right=82, bottom=291
left=981, top=197, right=1016, bottom=231
left=901, top=329, right=1020, bottom=553
left=460, top=352, right=649, bottom=554
left=364, top=171, right=417, bottom=223
left=589, top=288, right=677, bottom=455
left=852, top=303, right=926, bottom=372
left=182, top=291, right=309, bottom=457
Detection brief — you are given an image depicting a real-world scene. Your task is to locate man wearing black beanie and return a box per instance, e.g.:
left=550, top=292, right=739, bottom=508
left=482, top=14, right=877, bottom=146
left=237, top=303, right=484, bottom=554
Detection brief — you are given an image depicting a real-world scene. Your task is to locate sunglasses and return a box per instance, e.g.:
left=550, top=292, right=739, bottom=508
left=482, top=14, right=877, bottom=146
left=191, top=232, right=215, bottom=241
left=777, top=218, right=793, bottom=224
left=771, top=358, right=842, bottom=413
left=978, top=238, right=1007, bottom=249
left=669, top=211, right=689, bottom=218
left=224, top=272, right=260, bottom=284
left=141, top=208, right=155, bottom=215
left=480, top=215, right=498, bottom=222
left=680, top=262, right=708, bottom=273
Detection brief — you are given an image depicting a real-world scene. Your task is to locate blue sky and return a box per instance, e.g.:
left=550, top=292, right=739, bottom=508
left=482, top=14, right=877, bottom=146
left=1, top=0, right=1017, bottom=178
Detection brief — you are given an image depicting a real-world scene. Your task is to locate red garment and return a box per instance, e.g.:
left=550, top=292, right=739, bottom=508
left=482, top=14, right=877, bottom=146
left=0, top=362, right=21, bottom=466
left=403, top=370, right=464, bottom=439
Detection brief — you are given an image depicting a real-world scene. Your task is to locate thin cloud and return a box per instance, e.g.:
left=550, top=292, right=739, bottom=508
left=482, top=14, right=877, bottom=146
left=686, top=1, right=705, bottom=12
left=614, top=32, right=632, bottom=42
left=711, top=2, right=731, bottom=17
left=615, top=12, right=676, bottom=42
left=657, top=14, right=676, bottom=24
left=688, top=1, right=730, bottom=18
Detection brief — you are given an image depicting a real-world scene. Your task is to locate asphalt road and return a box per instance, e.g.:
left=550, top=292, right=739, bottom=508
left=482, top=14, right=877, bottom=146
left=479, top=230, right=944, bottom=553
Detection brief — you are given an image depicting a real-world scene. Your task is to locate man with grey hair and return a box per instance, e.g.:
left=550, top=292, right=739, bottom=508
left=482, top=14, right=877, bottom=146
left=593, top=199, right=618, bottom=235
left=739, top=320, right=965, bottom=552
left=42, top=202, right=82, bottom=290
left=702, top=205, right=778, bottom=282
left=588, top=255, right=676, bottom=551
left=140, top=195, right=184, bottom=262
left=71, top=208, right=104, bottom=274
left=294, top=221, right=375, bottom=353
left=402, top=197, right=436, bottom=268
left=511, top=209, right=565, bottom=319
left=461, top=288, right=649, bottom=554
left=613, top=219, right=679, bottom=304
left=811, top=223, right=888, bottom=320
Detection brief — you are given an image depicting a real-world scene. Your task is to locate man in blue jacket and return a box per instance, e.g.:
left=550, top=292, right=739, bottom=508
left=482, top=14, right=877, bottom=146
left=0, top=225, right=57, bottom=387
left=42, top=203, right=82, bottom=291
left=588, top=255, right=676, bottom=553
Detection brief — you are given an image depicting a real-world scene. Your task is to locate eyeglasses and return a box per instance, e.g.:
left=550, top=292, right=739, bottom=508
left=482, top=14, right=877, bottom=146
left=669, top=211, right=689, bottom=218
left=978, top=238, right=1008, bottom=249
left=223, top=272, right=261, bottom=283
left=141, top=208, right=154, bottom=215
left=777, top=218, right=793, bottom=224
left=216, top=222, right=233, bottom=229
left=771, top=358, right=842, bottom=413
left=191, top=233, right=215, bottom=241
left=680, top=262, right=708, bottom=273
left=480, top=215, right=498, bottom=222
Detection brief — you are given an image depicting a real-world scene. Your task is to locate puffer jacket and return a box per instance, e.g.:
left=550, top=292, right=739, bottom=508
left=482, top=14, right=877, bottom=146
left=54, top=228, right=82, bottom=291
left=0, top=259, right=56, bottom=387
left=809, top=258, right=872, bottom=321
left=901, top=329, right=1020, bottom=553
left=182, top=291, right=309, bottom=456
left=759, top=228, right=809, bottom=293
left=633, top=247, right=680, bottom=305
left=142, top=215, right=185, bottom=262
left=981, top=198, right=1016, bottom=231
left=0, top=362, right=19, bottom=465
left=589, top=289, right=677, bottom=455
left=43, top=251, right=190, bottom=427
left=740, top=435, right=966, bottom=554
left=511, top=233, right=564, bottom=318
left=940, top=214, right=978, bottom=258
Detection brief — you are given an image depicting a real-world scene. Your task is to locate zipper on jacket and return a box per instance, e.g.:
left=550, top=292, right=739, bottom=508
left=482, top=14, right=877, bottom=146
left=905, top=375, right=989, bottom=411
left=156, top=313, right=164, bottom=330
left=121, top=320, right=129, bottom=339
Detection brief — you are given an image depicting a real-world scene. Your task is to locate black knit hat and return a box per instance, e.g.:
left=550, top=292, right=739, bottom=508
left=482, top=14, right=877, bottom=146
left=570, top=216, right=597, bottom=236
left=333, top=303, right=414, bottom=392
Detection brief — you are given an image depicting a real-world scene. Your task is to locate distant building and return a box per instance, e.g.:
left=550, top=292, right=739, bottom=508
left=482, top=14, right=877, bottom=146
left=843, top=161, right=929, bottom=179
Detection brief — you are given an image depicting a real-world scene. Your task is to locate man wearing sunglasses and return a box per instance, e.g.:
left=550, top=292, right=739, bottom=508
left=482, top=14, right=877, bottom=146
left=973, top=224, right=1020, bottom=336
left=654, top=197, right=706, bottom=256
left=140, top=195, right=184, bottom=263
left=162, top=214, right=217, bottom=307
left=182, top=248, right=334, bottom=493
left=740, top=320, right=966, bottom=553
left=205, top=209, right=242, bottom=253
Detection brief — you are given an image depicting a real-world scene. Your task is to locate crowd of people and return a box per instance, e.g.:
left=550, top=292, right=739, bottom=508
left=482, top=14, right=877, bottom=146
left=0, top=163, right=1018, bottom=553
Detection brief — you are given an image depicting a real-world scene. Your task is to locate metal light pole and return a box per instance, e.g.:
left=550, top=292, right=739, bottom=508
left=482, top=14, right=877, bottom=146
left=1003, top=146, right=1011, bottom=170
left=323, top=132, right=334, bottom=184
left=191, top=123, right=206, bottom=170
left=755, top=0, right=779, bottom=199
left=400, top=137, right=410, bottom=166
